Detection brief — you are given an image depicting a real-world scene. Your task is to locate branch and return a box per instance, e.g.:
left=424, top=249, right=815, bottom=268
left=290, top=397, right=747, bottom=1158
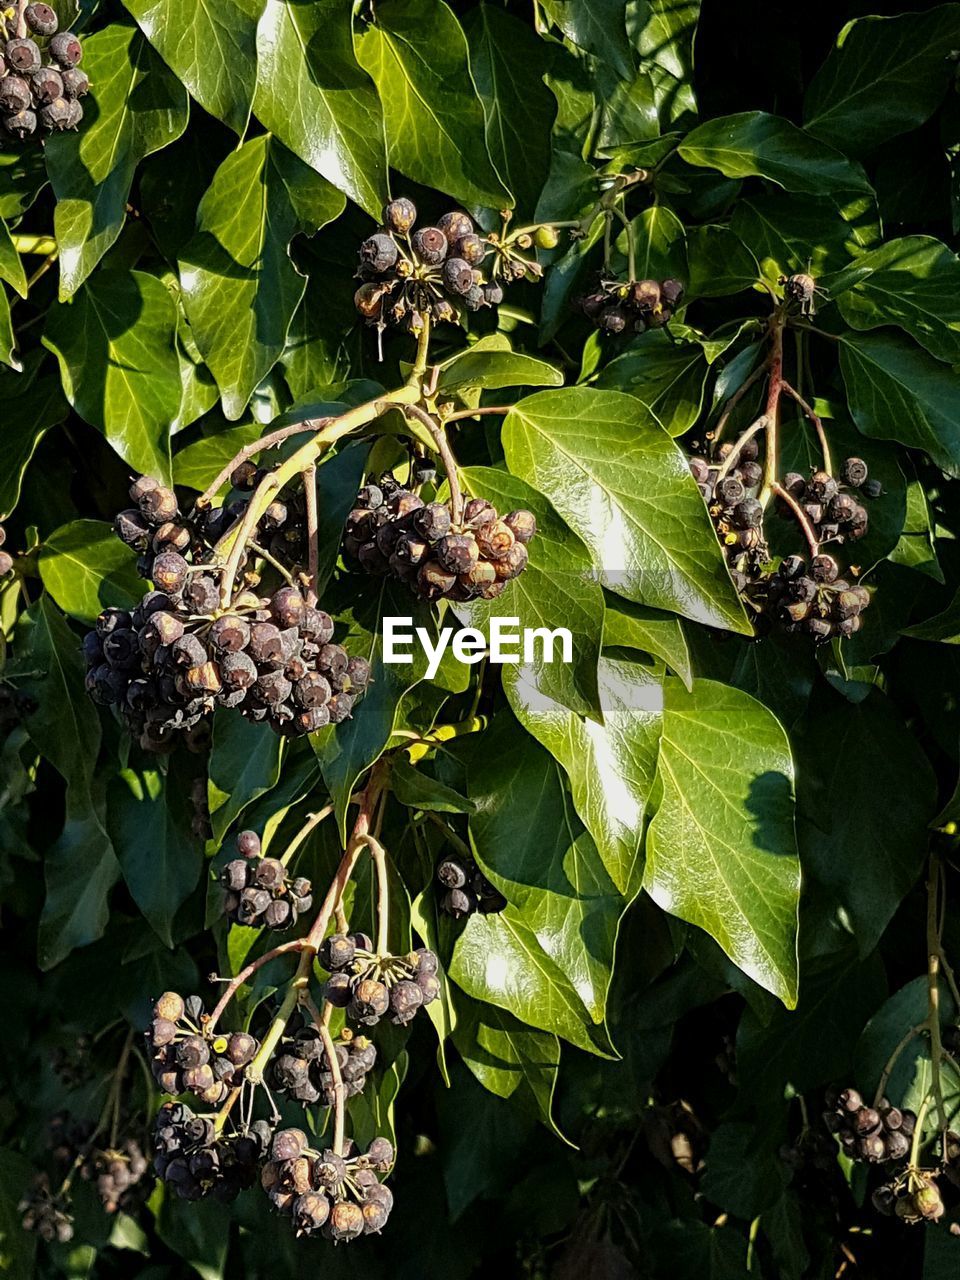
left=771, top=482, right=820, bottom=558
left=712, top=358, right=770, bottom=444
left=192, top=419, right=332, bottom=514
left=760, top=317, right=785, bottom=503
left=306, top=996, right=346, bottom=1156
left=303, top=463, right=319, bottom=607
left=714, top=414, right=769, bottom=482
left=206, top=938, right=308, bottom=1032
left=780, top=380, right=834, bottom=477
left=362, top=834, right=391, bottom=957
left=927, top=855, right=949, bottom=1137
left=404, top=404, right=463, bottom=525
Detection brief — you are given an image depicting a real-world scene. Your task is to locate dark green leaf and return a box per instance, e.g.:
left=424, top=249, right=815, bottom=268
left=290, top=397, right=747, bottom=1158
left=43, top=269, right=181, bottom=482
left=0, top=148, right=48, bottom=220
left=804, top=6, right=960, bottom=155
left=502, top=386, right=751, bottom=633
left=123, top=0, right=260, bottom=135
left=602, top=594, right=692, bottom=686
left=730, top=190, right=880, bottom=288
left=540, top=0, right=633, bottom=81
left=39, top=520, right=143, bottom=625
left=0, top=218, right=27, bottom=298
left=839, top=330, right=960, bottom=477
left=686, top=224, right=759, bottom=297
left=179, top=136, right=345, bottom=420
left=627, top=0, right=700, bottom=126
left=646, top=678, right=800, bottom=1005
left=678, top=111, right=872, bottom=197
left=356, top=0, right=510, bottom=209
left=253, top=0, right=387, bottom=217
left=592, top=329, right=708, bottom=437
left=45, top=24, right=189, bottom=297
left=905, top=589, right=960, bottom=644
left=390, top=758, right=475, bottom=813
left=208, top=710, right=283, bottom=844
left=438, top=338, right=563, bottom=395
left=701, top=1122, right=787, bottom=1218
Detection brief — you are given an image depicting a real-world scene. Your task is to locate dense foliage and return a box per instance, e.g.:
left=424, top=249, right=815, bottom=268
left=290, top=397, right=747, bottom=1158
left=4, top=0, right=960, bottom=1276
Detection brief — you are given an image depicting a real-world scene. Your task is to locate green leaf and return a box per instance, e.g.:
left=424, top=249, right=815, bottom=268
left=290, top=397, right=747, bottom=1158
left=357, top=0, right=510, bottom=209
left=45, top=24, right=189, bottom=297
left=122, top=0, right=260, bottom=135
left=686, top=225, right=759, bottom=298
left=839, top=330, right=960, bottom=477
left=39, top=520, right=144, bottom=626
left=179, top=135, right=345, bottom=421
left=43, top=269, right=181, bottom=482
left=795, top=687, right=937, bottom=954
left=438, top=339, right=563, bottom=395
left=462, top=5, right=555, bottom=213
left=451, top=993, right=566, bottom=1142
left=678, top=111, right=872, bottom=197
left=730, top=190, right=879, bottom=290
left=905, top=589, right=960, bottom=643
left=0, top=288, right=17, bottom=372
left=627, top=0, right=699, bottom=126
left=701, top=1122, right=787, bottom=1218
left=828, top=236, right=960, bottom=363
left=253, top=0, right=387, bottom=218
left=804, top=6, right=960, bottom=156
left=107, top=761, right=202, bottom=946
left=889, top=478, right=943, bottom=582
left=208, top=710, right=283, bottom=845
left=507, top=652, right=663, bottom=894
left=452, top=465, right=605, bottom=719
left=646, top=678, right=800, bottom=1006
left=502, top=387, right=751, bottom=634
left=602, top=594, right=692, bottom=687
left=592, top=328, right=708, bottom=437
left=0, top=148, right=48, bottom=221
left=390, top=758, right=475, bottom=813
left=0, top=218, right=27, bottom=298
left=451, top=711, right=621, bottom=1054
left=619, top=204, right=687, bottom=282
left=540, top=0, right=633, bottom=81
left=314, top=444, right=371, bottom=596
left=314, top=578, right=435, bottom=835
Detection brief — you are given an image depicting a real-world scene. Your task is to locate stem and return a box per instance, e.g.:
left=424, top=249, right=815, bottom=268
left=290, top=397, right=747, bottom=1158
left=909, top=1094, right=932, bottom=1169
left=442, top=406, right=513, bottom=424
left=425, top=811, right=473, bottom=861
left=410, top=313, right=432, bottom=382
left=926, top=855, right=949, bottom=1136
left=192, top=420, right=332, bottom=513
left=712, top=359, right=770, bottom=444
left=404, top=404, right=463, bottom=525
left=245, top=951, right=313, bottom=1084
left=107, top=1030, right=135, bottom=1149
left=280, top=802, right=335, bottom=868
left=714, top=415, right=769, bottom=482
left=15, top=0, right=26, bottom=39
left=609, top=204, right=636, bottom=281
left=207, top=938, right=307, bottom=1032
left=771, top=484, right=820, bottom=558
left=780, top=381, right=833, bottom=476
left=759, top=317, right=785, bottom=504
left=873, top=1024, right=926, bottom=1109
left=214, top=1086, right=243, bottom=1136
left=246, top=539, right=298, bottom=587
left=363, top=834, right=391, bottom=956
left=307, top=997, right=346, bottom=1156
left=303, top=464, right=319, bottom=607
left=10, top=234, right=57, bottom=255
left=217, top=468, right=281, bottom=607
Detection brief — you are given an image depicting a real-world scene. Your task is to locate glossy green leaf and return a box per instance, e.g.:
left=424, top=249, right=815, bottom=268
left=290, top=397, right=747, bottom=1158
left=107, top=761, right=202, bottom=946
left=39, top=520, right=143, bottom=626
left=438, top=339, right=563, bottom=395
left=462, top=5, right=554, bottom=213
left=390, top=758, right=475, bottom=813
left=451, top=993, right=566, bottom=1141
left=646, top=678, right=800, bottom=1006
left=45, top=24, right=189, bottom=297
left=0, top=289, right=17, bottom=372
left=453, top=712, right=623, bottom=1052
left=839, top=330, right=960, bottom=477
left=208, top=710, right=284, bottom=844
left=627, top=0, right=699, bottom=126
left=357, top=0, right=510, bottom=209
left=592, top=329, right=708, bottom=437
left=795, top=687, right=937, bottom=954
left=0, top=218, right=27, bottom=298
left=179, top=135, right=345, bottom=420
left=540, top=0, right=633, bottom=81
left=619, top=204, right=687, bottom=282
left=602, top=594, right=691, bottom=687
left=686, top=225, right=759, bottom=297
left=43, top=269, right=181, bottom=482
left=678, top=111, right=872, bottom=197
left=314, top=444, right=371, bottom=596
left=904, top=589, right=960, bottom=644
left=828, top=236, right=960, bottom=363
left=804, top=6, right=960, bottom=155
left=507, top=652, right=663, bottom=894
left=888, top=479, right=943, bottom=582
left=452, top=465, right=605, bottom=718
left=0, top=148, right=47, bottom=221
left=123, top=0, right=260, bottom=135
left=502, top=387, right=750, bottom=634
left=730, top=190, right=880, bottom=287
left=253, top=0, right=387, bottom=217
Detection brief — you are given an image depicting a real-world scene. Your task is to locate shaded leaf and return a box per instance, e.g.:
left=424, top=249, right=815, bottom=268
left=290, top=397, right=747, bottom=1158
left=208, top=710, right=283, bottom=844
left=540, top=0, right=633, bottom=81
left=602, top=594, right=692, bottom=687
left=39, top=520, right=143, bottom=625
left=592, top=328, right=708, bottom=437
left=730, top=190, right=879, bottom=287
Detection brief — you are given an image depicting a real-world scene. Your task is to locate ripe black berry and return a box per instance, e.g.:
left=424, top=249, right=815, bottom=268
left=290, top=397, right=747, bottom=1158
left=25, top=3, right=58, bottom=34
left=359, top=233, right=398, bottom=273
left=5, top=38, right=41, bottom=73
left=49, top=32, right=83, bottom=66
left=412, top=226, right=447, bottom=265
left=382, top=197, right=416, bottom=234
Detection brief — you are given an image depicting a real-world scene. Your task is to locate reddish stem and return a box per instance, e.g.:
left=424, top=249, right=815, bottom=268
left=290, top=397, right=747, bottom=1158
left=206, top=939, right=307, bottom=1032
left=780, top=380, right=834, bottom=477
left=771, top=482, right=820, bottom=558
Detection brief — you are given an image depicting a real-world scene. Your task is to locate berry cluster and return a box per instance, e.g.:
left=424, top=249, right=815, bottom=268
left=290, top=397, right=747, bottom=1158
left=145, top=992, right=260, bottom=1107
left=219, top=829, right=313, bottom=931
left=19, top=1178, right=74, bottom=1243
left=0, top=523, right=12, bottom=578
left=83, top=477, right=369, bottom=749
left=83, top=1140, right=149, bottom=1214
left=320, top=934, right=441, bottom=1028
left=691, top=450, right=875, bottom=641
left=436, top=853, right=506, bottom=918
left=344, top=477, right=536, bottom=603
left=823, top=1087, right=914, bottom=1164
left=578, top=276, right=683, bottom=334
left=873, top=1174, right=945, bottom=1224
left=271, top=1022, right=377, bottom=1107
left=0, top=7, right=87, bottom=142
left=262, top=1129, right=394, bottom=1240
left=154, top=1101, right=273, bottom=1204
left=355, top=199, right=531, bottom=336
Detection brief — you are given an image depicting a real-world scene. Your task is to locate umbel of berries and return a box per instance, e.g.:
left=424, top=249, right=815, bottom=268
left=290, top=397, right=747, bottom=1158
left=262, top=1129, right=395, bottom=1240
left=354, top=198, right=529, bottom=338
left=220, top=829, right=313, bottom=931
left=0, top=8, right=88, bottom=143
left=579, top=275, right=684, bottom=334
left=145, top=991, right=261, bottom=1107
left=319, top=932, right=441, bottom=1028
left=437, top=852, right=506, bottom=918
left=822, top=1086, right=915, bottom=1164
left=344, top=474, right=537, bottom=603
left=271, top=1019, right=377, bottom=1107
left=154, top=1101, right=273, bottom=1203
left=82, top=475, right=370, bottom=750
